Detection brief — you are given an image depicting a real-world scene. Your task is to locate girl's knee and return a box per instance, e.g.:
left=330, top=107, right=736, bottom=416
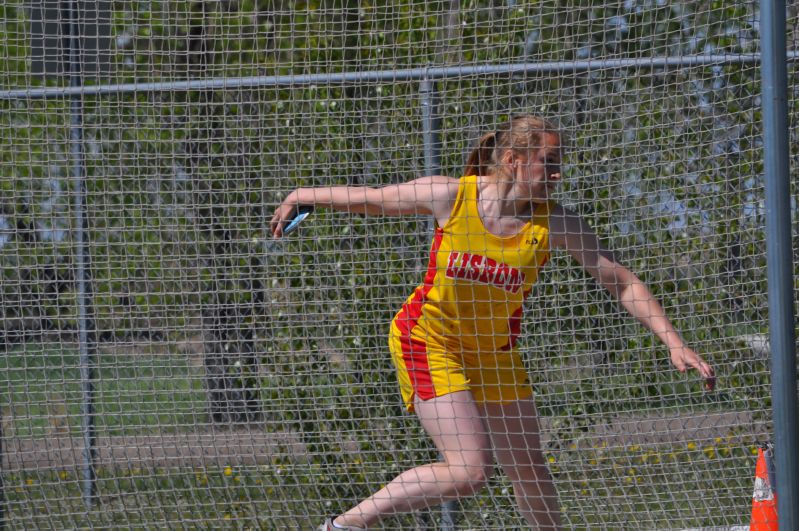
left=447, top=456, right=494, bottom=494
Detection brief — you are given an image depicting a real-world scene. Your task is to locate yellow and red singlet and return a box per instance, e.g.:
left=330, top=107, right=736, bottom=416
left=389, top=175, right=554, bottom=410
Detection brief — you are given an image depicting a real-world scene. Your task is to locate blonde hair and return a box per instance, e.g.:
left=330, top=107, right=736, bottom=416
left=463, top=114, right=560, bottom=177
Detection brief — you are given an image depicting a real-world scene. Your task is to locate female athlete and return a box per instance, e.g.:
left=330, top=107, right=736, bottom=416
left=270, top=114, right=715, bottom=530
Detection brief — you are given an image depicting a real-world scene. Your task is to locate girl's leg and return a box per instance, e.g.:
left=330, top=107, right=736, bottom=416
left=479, top=397, right=562, bottom=530
left=335, top=390, right=493, bottom=528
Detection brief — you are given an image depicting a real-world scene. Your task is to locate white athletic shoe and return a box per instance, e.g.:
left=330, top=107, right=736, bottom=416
left=316, top=517, right=366, bottom=531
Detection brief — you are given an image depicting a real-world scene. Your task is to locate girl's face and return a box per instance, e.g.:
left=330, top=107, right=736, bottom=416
left=510, top=132, right=562, bottom=203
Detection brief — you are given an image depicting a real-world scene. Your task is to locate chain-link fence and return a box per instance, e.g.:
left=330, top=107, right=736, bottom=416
left=1, top=1, right=797, bottom=528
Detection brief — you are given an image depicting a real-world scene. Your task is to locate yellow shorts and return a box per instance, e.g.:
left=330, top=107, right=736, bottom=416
left=389, top=320, right=533, bottom=412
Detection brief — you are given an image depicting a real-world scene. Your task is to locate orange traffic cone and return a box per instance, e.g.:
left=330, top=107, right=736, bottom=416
left=750, top=443, right=777, bottom=531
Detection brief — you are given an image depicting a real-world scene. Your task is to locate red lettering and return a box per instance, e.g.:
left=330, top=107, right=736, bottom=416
left=444, top=251, right=525, bottom=293
left=493, top=263, right=509, bottom=288
left=477, top=256, right=494, bottom=284
left=456, top=252, right=471, bottom=279
left=506, top=269, right=526, bottom=294
left=445, top=251, right=460, bottom=278
left=467, top=254, right=483, bottom=281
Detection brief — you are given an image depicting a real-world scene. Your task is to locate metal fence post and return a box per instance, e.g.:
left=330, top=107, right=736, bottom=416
left=420, top=78, right=442, bottom=233
left=420, top=78, right=442, bottom=177
left=420, top=77, right=458, bottom=531
left=67, top=0, right=98, bottom=508
left=760, top=0, right=799, bottom=527
left=1, top=409, right=5, bottom=529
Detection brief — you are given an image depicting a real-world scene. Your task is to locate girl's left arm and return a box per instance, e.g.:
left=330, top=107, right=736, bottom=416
left=550, top=205, right=715, bottom=390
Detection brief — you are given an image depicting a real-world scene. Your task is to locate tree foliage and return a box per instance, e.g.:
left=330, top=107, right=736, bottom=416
left=0, top=1, right=791, bottom=430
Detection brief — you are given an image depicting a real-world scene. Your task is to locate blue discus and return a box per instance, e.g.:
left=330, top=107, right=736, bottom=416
left=282, top=205, right=314, bottom=235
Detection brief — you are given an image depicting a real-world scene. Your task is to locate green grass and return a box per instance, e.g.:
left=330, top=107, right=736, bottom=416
left=2, top=340, right=760, bottom=528
left=549, top=439, right=755, bottom=529
left=2, top=341, right=205, bottom=437
left=5, top=441, right=756, bottom=529
left=5, top=465, right=296, bottom=529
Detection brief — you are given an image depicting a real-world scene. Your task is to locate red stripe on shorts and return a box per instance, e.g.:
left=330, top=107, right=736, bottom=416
left=502, top=287, right=532, bottom=351
left=398, top=334, right=436, bottom=401
left=393, top=229, right=443, bottom=401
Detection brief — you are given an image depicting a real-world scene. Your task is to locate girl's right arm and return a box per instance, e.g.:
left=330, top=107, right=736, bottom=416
left=270, top=176, right=459, bottom=237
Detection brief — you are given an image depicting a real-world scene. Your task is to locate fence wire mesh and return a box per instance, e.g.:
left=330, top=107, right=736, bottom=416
left=1, top=1, right=797, bottom=529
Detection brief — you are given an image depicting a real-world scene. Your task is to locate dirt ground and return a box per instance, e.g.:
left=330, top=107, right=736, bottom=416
left=3, top=410, right=769, bottom=472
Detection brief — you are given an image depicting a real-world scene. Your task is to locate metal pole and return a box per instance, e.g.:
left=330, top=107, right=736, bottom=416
left=1, top=406, right=5, bottom=529
left=420, top=78, right=442, bottom=175
left=420, top=78, right=442, bottom=233
left=4, top=52, right=799, bottom=100
left=67, top=0, right=98, bottom=508
left=760, top=0, right=799, bottom=528
left=420, top=78, right=457, bottom=531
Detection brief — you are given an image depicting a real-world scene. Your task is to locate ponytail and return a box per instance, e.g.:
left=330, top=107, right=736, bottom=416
left=463, top=131, right=496, bottom=177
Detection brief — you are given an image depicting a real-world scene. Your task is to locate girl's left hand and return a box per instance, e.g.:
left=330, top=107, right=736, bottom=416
left=670, top=346, right=715, bottom=391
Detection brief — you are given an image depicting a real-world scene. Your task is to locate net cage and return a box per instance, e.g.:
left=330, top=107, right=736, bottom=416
left=1, top=1, right=797, bottom=529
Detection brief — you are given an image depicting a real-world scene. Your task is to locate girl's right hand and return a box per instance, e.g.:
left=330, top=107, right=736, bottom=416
left=269, top=191, right=301, bottom=239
